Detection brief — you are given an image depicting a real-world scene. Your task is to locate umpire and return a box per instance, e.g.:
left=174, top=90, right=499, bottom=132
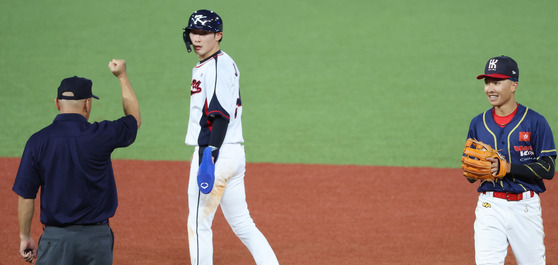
left=12, top=59, right=141, bottom=264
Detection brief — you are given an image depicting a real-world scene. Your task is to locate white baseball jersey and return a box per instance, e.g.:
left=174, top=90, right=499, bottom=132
left=185, top=50, right=279, bottom=264
left=185, top=50, right=243, bottom=146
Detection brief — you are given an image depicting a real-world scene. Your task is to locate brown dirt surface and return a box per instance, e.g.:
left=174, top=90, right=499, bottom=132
left=2, top=157, right=558, bottom=264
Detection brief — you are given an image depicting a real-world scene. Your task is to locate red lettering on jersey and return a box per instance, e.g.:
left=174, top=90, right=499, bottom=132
left=514, top=145, right=533, bottom=151
left=519, top=132, right=531, bottom=142
left=191, top=79, right=202, bottom=95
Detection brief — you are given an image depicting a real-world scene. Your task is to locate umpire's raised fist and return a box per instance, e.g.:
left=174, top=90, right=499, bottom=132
left=108, top=59, right=127, bottom=77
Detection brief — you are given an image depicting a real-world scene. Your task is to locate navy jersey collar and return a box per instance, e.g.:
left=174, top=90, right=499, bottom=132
left=53, top=113, right=89, bottom=123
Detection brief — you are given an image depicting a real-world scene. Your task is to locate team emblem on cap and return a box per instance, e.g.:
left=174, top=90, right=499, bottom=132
left=186, top=10, right=222, bottom=32
left=192, top=15, right=209, bottom=26
left=183, top=9, right=223, bottom=53
left=488, top=59, right=498, bottom=71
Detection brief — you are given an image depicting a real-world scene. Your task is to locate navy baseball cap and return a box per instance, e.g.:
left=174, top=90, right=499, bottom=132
left=476, top=55, right=519, bottom=82
left=57, top=76, right=99, bottom=100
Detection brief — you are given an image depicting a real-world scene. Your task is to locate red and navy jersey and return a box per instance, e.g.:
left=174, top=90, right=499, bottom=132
left=466, top=104, right=556, bottom=193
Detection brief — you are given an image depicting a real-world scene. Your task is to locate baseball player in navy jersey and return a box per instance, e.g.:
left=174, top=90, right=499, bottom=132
left=182, top=9, right=279, bottom=265
left=465, top=55, right=556, bottom=264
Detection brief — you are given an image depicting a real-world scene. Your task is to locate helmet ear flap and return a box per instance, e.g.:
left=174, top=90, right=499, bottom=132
left=183, top=29, right=192, bottom=53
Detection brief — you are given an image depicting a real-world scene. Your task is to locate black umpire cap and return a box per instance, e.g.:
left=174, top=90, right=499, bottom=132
left=57, top=76, right=99, bottom=100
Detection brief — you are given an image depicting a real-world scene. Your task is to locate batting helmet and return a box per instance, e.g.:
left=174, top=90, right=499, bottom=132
left=183, top=9, right=223, bottom=53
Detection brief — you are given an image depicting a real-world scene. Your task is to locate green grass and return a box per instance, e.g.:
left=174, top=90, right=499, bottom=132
left=1, top=0, right=557, bottom=168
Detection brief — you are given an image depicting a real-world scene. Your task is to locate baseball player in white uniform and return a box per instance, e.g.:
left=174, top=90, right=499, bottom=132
left=182, top=9, right=279, bottom=265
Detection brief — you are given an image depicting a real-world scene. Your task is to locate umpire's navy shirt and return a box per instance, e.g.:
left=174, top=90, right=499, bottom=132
left=13, top=113, right=137, bottom=226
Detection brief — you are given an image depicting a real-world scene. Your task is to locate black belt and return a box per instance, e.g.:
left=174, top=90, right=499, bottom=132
left=44, top=219, right=109, bottom=228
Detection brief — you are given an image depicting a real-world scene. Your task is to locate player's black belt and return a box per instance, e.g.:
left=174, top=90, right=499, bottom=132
left=44, top=219, right=109, bottom=228
left=483, top=191, right=535, bottom=201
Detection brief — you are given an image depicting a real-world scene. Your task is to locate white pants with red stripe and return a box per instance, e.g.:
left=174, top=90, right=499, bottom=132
left=474, top=191, right=546, bottom=265
left=187, top=143, right=279, bottom=265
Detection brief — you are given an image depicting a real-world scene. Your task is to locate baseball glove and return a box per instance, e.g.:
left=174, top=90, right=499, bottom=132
left=461, top=138, right=507, bottom=182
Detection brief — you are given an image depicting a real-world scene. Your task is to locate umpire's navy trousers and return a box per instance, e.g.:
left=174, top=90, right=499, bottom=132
left=36, top=224, right=114, bottom=265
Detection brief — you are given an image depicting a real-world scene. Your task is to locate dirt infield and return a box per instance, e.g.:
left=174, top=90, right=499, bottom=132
left=2, top=157, right=558, bottom=264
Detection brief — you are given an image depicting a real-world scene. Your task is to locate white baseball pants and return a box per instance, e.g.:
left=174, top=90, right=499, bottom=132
left=474, top=191, right=545, bottom=265
left=187, top=143, right=279, bottom=265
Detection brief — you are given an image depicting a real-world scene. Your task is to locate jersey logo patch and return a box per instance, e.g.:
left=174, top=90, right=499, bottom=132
left=519, top=132, right=531, bottom=142
left=482, top=202, right=491, bottom=208
left=514, top=145, right=535, bottom=157
left=191, top=79, right=202, bottom=95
